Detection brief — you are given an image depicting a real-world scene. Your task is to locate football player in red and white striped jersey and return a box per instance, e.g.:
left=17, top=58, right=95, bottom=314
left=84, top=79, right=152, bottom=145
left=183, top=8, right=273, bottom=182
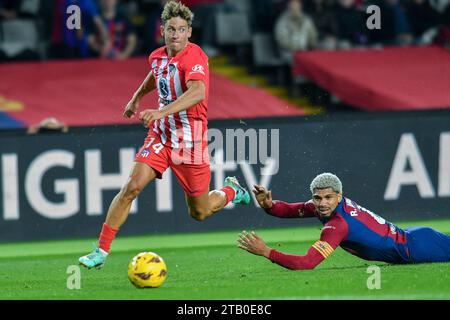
left=79, top=1, right=250, bottom=269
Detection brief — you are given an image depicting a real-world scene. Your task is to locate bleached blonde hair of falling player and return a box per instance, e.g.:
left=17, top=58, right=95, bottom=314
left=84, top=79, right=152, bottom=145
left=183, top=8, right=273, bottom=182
left=310, top=173, right=343, bottom=194
left=161, top=0, right=194, bottom=26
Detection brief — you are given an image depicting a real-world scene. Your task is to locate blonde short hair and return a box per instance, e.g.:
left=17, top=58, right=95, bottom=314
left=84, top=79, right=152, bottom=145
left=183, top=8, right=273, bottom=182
left=310, top=173, right=343, bottom=194
left=161, top=1, right=194, bottom=26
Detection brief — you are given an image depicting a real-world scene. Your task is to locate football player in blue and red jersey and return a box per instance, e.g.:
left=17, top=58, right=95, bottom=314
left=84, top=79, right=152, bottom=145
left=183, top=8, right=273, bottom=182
left=238, top=173, right=450, bottom=269
left=79, top=1, right=250, bottom=269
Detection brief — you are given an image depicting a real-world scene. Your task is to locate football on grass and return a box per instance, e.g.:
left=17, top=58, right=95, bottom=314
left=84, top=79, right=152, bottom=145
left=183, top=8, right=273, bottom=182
left=127, top=252, right=167, bottom=288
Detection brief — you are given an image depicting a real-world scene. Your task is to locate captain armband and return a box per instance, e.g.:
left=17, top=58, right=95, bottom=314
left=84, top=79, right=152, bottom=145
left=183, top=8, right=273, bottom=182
left=312, top=240, right=334, bottom=259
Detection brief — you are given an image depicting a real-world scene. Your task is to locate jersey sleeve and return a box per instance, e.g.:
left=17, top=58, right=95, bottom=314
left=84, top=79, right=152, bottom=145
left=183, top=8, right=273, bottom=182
left=148, top=48, right=160, bottom=67
left=265, top=200, right=316, bottom=218
left=313, top=217, right=348, bottom=258
left=148, top=51, right=155, bottom=66
left=268, top=216, right=348, bottom=270
left=182, top=47, right=209, bottom=84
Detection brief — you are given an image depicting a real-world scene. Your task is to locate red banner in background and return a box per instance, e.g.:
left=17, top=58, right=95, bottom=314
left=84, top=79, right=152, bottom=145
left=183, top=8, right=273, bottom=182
left=293, top=46, right=450, bottom=111
left=0, top=57, right=304, bottom=128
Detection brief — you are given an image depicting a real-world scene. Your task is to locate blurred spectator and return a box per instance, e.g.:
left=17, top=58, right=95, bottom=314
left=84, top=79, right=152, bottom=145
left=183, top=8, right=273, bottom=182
left=0, top=0, right=42, bottom=62
left=0, top=0, right=40, bottom=19
left=433, top=1, right=450, bottom=46
left=121, top=0, right=139, bottom=18
left=274, top=0, right=318, bottom=64
left=0, top=0, right=21, bottom=19
left=183, top=0, right=237, bottom=57
left=142, top=0, right=167, bottom=53
left=27, top=117, right=69, bottom=134
left=49, top=0, right=109, bottom=59
left=429, top=0, right=450, bottom=13
left=333, top=0, right=367, bottom=48
left=304, top=0, right=338, bottom=49
left=442, top=0, right=450, bottom=19
left=87, top=0, right=137, bottom=60
left=120, top=0, right=147, bottom=45
left=368, top=0, right=414, bottom=46
left=18, top=0, right=41, bottom=17
left=251, top=0, right=283, bottom=32
left=405, top=0, right=440, bottom=44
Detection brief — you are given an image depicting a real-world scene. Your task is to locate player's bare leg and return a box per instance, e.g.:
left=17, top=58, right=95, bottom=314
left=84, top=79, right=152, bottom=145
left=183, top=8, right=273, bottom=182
left=79, top=162, right=157, bottom=269
left=186, top=177, right=250, bottom=221
left=105, top=162, right=157, bottom=229
left=185, top=190, right=226, bottom=221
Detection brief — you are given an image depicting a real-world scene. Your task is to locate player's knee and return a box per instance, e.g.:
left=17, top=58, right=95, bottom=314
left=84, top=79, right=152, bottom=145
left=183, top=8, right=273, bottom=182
left=188, top=206, right=210, bottom=222
left=208, top=190, right=225, bottom=212
left=120, top=180, right=142, bottom=202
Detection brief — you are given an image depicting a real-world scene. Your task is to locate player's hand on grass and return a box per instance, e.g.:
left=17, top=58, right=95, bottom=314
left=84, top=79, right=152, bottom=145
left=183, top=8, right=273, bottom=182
left=123, top=99, right=139, bottom=119
left=139, top=109, right=164, bottom=128
left=252, top=185, right=273, bottom=209
left=237, top=231, right=271, bottom=258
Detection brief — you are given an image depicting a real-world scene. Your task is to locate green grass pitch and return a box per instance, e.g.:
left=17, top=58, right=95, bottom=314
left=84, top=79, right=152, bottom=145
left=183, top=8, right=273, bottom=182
left=0, top=219, right=449, bottom=300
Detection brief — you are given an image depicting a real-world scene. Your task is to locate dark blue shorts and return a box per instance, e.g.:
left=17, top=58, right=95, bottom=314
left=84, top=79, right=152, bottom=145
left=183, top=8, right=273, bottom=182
left=405, top=227, right=450, bottom=263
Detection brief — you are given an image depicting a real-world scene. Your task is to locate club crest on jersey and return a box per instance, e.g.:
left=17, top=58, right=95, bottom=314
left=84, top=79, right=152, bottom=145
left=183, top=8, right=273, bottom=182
left=168, top=64, right=176, bottom=77
left=140, top=148, right=150, bottom=158
left=190, top=64, right=205, bottom=75
left=159, top=78, right=169, bottom=98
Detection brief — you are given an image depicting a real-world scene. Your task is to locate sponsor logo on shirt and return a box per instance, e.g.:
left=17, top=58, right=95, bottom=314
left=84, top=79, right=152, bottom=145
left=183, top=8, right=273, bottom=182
left=159, top=78, right=169, bottom=98
left=190, top=64, right=205, bottom=76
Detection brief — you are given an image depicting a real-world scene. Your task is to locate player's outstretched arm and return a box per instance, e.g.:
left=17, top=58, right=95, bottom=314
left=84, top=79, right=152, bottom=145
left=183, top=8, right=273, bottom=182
left=123, top=71, right=156, bottom=119
left=253, top=185, right=315, bottom=218
left=237, top=220, right=346, bottom=270
left=237, top=231, right=324, bottom=270
left=267, top=245, right=327, bottom=270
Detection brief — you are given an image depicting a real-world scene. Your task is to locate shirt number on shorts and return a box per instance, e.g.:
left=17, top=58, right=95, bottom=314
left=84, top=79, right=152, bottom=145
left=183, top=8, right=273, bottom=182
left=145, top=138, right=164, bottom=154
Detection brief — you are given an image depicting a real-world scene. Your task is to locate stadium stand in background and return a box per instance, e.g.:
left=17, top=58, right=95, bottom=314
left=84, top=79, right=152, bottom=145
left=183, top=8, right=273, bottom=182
left=0, top=0, right=450, bottom=129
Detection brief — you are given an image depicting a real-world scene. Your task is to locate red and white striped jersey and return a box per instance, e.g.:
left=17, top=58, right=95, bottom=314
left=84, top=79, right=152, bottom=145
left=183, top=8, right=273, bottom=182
left=148, top=42, right=209, bottom=149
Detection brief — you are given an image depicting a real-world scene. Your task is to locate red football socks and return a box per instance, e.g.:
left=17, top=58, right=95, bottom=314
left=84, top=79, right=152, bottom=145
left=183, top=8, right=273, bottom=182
left=98, top=223, right=118, bottom=253
left=221, top=186, right=236, bottom=204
